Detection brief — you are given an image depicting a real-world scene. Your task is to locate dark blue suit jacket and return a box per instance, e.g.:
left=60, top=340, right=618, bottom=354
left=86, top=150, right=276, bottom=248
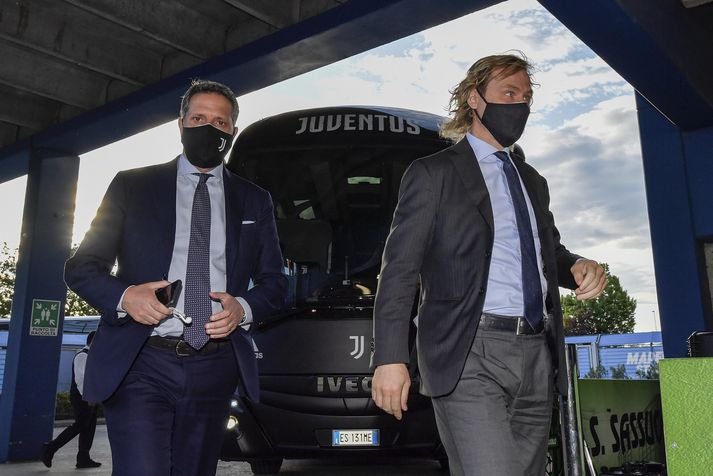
left=65, top=158, right=287, bottom=404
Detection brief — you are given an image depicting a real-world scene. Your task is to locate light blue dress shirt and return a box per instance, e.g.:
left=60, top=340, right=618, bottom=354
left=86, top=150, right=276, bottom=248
left=119, top=154, right=253, bottom=337
left=465, top=133, right=547, bottom=317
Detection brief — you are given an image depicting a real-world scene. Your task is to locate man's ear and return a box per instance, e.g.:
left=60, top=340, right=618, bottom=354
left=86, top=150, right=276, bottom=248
left=467, top=90, right=479, bottom=109
left=232, top=127, right=239, bottom=138
left=177, top=117, right=183, bottom=134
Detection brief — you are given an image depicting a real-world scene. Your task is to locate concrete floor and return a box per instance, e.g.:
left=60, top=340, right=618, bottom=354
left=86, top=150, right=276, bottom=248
left=1, top=424, right=445, bottom=475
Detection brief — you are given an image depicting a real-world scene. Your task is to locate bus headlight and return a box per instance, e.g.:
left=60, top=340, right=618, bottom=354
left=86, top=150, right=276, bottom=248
left=227, top=415, right=239, bottom=431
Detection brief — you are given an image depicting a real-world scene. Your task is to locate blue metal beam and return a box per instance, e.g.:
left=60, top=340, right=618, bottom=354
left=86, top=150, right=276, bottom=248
left=0, top=0, right=500, bottom=184
left=0, top=141, right=30, bottom=183
left=683, top=126, right=713, bottom=238
left=0, top=149, right=79, bottom=462
left=635, top=93, right=710, bottom=358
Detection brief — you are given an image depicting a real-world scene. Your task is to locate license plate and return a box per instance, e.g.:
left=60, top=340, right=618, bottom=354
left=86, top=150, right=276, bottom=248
left=331, top=429, right=380, bottom=446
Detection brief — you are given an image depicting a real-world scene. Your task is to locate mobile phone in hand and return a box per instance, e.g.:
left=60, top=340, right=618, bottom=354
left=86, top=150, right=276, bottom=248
left=155, top=280, right=191, bottom=324
left=155, top=280, right=182, bottom=308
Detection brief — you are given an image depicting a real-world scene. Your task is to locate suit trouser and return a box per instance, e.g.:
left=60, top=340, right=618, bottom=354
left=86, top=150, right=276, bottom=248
left=103, top=342, right=239, bottom=476
left=49, top=397, right=98, bottom=461
left=431, top=326, right=553, bottom=476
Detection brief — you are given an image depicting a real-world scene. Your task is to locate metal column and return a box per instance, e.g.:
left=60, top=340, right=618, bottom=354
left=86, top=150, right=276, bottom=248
left=0, top=149, right=79, bottom=462
left=561, top=344, right=584, bottom=476
left=636, top=93, right=711, bottom=357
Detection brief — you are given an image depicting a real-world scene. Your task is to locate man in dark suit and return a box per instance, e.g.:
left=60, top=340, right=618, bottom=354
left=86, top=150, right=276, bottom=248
left=65, top=79, right=287, bottom=475
left=42, top=331, right=101, bottom=469
left=371, top=54, right=607, bottom=476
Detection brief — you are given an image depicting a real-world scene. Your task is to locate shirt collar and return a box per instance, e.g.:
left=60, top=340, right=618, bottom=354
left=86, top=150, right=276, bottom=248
left=465, top=133, right=510, bottom=163
left=178, top=153, right=224, bottom=182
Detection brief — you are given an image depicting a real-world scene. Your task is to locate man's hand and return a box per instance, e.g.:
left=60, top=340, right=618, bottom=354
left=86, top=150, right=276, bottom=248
left=570, top=259, right=607, bottom=301
left=372, top=363, right=410, bottom=420
left=122, top=280, right=172, bottom=325
left=206, top=292, right=244, bottom=338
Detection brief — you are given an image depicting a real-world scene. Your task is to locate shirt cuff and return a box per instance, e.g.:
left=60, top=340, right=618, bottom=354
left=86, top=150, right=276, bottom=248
left=116, top=286, right=133, bottom=318
left=236, top=296, right=253, bottom=328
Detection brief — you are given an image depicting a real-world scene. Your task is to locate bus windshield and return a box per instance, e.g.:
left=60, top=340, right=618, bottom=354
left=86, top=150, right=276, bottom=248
left=228, top=106, right=449, bottom=306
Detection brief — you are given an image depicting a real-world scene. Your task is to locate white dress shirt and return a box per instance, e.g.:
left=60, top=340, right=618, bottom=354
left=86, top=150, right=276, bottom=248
left=466, top=133, right=547, bottom=317
left=73, top=348, right=88, bottom=396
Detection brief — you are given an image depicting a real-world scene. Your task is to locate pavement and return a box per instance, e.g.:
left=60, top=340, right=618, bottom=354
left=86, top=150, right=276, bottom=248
left=0, top=424, right=445, bottom=475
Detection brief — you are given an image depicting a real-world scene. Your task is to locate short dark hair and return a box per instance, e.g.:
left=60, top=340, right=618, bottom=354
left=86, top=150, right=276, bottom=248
left=180, top=79, right=239, bottom=125
left=86, top=330, right=96, bottom=346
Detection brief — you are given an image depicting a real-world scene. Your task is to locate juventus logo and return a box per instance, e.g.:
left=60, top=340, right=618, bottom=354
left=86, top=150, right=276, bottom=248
left=349, top=335, right=365, bottom=359
left=217, top=138, right=227, bottom=152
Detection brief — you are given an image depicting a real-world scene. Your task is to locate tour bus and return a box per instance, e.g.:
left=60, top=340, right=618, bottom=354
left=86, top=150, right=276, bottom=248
left=220, top=106, right=452, bottom=474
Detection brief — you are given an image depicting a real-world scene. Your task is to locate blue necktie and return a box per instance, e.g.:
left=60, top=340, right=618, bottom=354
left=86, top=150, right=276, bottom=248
left=184, top=173, right=212, bottom=350
left=494, top=151, right=543, bottom=329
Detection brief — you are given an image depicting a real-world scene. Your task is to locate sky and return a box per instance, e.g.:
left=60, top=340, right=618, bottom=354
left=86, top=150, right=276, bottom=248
left=0, top=0, right=660, bottom=331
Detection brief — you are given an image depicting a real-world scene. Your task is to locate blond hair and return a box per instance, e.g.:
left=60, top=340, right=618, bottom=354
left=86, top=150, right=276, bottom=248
left=440, top=53, right=535, bottom=142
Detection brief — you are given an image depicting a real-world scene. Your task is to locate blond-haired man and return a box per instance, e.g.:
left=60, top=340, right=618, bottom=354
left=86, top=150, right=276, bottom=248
left=371, top=54, right=606, bottom=475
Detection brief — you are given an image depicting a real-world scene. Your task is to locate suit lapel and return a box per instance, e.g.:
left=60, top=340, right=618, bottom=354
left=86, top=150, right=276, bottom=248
left=151, top=158, right=179, bottom=272
left=449, top=139, right=494, bottom=231
left=223, top=168, right=245, bottom=289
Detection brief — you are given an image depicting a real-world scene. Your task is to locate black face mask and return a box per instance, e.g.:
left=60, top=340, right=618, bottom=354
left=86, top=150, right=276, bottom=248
left=475, top=96, right=530, bottom=147
left=181, top=124, right=233, bottom=169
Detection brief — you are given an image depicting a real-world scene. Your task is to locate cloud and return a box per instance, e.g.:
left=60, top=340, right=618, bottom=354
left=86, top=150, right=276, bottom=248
left=530, top=97, right=647, bottom=237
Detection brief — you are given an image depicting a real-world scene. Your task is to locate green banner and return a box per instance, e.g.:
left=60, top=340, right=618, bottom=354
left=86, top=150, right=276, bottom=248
left=29, top=299, right=61, bottom=336
left=578, top=379, right=664, bottom=471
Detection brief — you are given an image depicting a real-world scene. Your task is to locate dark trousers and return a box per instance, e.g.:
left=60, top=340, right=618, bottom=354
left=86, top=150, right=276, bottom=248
left=103, top=342, right=239, bottom=476
left=49, top=397, right=98, bottom=461
left=431, top=327, right=554, bottom=476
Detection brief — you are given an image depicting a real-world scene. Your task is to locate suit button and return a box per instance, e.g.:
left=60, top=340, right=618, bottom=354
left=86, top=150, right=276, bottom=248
left=479, top=287, right=485, bottom=295
left=485, top=251, right=491, bottom=258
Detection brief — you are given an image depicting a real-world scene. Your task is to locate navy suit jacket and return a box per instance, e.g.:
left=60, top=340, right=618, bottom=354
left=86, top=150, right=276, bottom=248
left=372, top=139, right=580, bottom=397
left=65, top=158, right=287, bottom=403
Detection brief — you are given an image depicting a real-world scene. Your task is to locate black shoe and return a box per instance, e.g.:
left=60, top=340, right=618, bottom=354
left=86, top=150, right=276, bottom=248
left=41, top=442, right=54, bottom=468
left=76, top=458, right=102, bottom=469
